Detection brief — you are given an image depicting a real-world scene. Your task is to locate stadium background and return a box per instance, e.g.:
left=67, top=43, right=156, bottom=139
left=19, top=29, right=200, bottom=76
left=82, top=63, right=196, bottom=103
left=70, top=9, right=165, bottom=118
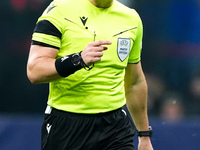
left=0, top=0, right=200, bottom=149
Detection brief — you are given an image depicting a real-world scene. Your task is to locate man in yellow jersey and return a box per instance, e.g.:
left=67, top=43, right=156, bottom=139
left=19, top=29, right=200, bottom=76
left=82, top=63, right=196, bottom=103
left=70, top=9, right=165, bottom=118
left=27, top=0, right=153, bottom=149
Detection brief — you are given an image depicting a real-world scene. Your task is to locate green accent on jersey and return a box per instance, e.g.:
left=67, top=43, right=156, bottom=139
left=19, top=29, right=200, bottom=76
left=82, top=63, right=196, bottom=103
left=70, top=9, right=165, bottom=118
left=33, top=33, right=61, bottom=48
left=32, top=0, right=143, bottom=113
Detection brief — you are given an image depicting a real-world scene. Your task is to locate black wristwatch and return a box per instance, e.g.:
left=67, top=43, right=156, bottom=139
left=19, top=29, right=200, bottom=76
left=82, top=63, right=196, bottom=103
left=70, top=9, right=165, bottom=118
left=136, top=126, right=153, bottom=137
left=71, top=53, right=81, bottom=66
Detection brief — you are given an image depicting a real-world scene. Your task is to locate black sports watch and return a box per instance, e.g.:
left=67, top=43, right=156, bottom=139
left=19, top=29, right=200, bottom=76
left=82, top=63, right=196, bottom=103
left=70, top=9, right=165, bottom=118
left=71, top=53, right=81, bottom=66
left=136, top=126, right=153, bottom=137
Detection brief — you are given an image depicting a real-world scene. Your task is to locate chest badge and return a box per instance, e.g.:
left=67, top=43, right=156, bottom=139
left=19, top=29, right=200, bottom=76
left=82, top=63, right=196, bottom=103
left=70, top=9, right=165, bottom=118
left=117, top=38, right=131, bottom=62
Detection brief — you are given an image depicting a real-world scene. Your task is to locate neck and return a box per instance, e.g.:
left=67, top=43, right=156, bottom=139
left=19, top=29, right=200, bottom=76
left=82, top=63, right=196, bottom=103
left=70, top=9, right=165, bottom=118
left=89, top=0, right=113, bottom=8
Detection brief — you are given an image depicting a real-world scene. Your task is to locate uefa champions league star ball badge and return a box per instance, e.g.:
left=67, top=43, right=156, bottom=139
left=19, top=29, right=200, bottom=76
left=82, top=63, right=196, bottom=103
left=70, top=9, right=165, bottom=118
left=117, top=38, right=131, bottom=62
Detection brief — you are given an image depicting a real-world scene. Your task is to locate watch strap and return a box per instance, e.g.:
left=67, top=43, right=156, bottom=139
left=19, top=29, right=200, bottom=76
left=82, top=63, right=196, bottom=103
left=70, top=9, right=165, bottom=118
left=136, top=126, right=153, bottom=137
left=79, top=51, right=94, bottom=71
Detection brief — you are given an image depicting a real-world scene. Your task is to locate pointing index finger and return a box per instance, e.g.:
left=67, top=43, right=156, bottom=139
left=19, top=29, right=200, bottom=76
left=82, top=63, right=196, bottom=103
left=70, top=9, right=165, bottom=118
left=92, top=40, right=112, bottom=46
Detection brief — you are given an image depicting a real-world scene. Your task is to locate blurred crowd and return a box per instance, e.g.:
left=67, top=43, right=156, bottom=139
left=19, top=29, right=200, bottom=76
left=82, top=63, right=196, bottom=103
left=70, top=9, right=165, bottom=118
left=138, top=0, right=200, bottom=122
left=0, top=0, right=200, bottom=122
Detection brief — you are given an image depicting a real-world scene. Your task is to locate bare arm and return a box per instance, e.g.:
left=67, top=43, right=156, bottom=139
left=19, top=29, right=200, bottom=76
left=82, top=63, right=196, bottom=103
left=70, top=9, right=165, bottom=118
left=27, top=40, right=112, bottom=84
left=27, top=45, right=61, bottom=84
left=124, top=62, right=153, bottom=150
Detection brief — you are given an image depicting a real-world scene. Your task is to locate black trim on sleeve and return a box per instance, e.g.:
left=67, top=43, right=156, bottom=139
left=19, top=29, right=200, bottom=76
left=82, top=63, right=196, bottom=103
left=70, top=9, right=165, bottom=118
left=128, top=60, right=140, bottom=64
left=31, top=40, right=60, bottom=50
left=34, top=20, right=62, bottom=39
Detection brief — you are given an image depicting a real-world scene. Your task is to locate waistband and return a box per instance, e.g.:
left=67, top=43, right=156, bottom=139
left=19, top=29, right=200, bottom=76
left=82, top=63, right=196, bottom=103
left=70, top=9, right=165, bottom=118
left=45, top=105, right=123, bottom=117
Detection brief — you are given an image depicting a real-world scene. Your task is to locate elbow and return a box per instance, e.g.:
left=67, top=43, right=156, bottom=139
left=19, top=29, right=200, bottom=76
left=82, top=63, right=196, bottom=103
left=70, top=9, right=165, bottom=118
left=27, top=70, right=38, bottom=84
left=27, top=65, right=40, bottom=84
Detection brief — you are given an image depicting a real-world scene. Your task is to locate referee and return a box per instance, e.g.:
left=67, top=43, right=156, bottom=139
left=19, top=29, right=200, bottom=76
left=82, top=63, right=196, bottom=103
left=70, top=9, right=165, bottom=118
left=27, top=0, right=153, bottom=150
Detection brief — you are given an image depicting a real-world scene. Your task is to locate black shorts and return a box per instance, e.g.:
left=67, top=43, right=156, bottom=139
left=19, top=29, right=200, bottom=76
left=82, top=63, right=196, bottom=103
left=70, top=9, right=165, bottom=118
left=41, top=105, right=136, bottom=150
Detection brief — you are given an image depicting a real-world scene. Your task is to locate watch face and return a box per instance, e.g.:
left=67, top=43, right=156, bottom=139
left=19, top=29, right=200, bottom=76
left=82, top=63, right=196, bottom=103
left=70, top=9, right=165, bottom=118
left=71, top=54, right=80, bottom=66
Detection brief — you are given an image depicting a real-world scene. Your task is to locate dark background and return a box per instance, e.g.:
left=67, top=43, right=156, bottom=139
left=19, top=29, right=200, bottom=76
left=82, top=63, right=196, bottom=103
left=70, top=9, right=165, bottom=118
left=1, top=1, right=200, bottom=150
left=1, top=0, right=200, bottom=118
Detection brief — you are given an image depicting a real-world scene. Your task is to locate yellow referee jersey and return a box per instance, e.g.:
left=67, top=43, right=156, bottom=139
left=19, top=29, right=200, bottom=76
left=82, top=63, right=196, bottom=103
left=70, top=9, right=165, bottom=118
left=32, top=0, right=143, bottom=113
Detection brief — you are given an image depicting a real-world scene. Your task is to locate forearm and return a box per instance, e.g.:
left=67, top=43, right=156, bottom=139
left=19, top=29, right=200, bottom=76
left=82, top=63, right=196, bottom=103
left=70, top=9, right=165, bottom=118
left=125, top=63, right=153, bottom=150
left=27, top=57, right=61, bottom=84
left=125, top=79, right=149, bottom=131
left=27, top=40, right=112, bottom=84
left=126, top=79, right=153, bottom=150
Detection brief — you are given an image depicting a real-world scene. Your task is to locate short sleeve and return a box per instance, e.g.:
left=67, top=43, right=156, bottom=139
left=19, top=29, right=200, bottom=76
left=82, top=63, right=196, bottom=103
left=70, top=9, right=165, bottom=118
left=31, top=1, right=64, bottom=49
left=128, top=12, right=143, bottom=63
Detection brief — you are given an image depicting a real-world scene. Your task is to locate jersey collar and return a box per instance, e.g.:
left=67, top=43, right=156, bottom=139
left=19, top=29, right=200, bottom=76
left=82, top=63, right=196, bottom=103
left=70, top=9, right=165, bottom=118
left=80, top=0, right=115, bottom=13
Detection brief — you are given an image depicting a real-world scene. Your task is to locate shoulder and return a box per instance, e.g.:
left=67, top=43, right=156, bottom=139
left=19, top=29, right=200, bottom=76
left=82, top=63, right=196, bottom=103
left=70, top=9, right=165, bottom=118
left=42, top=0, right=73, bottom=15
left=37, top=0, right=77, bottom=31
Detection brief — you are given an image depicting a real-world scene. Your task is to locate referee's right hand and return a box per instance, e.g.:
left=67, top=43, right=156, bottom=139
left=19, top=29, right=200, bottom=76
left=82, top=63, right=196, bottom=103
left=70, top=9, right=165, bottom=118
left=81, top=40, right=112, bottom=66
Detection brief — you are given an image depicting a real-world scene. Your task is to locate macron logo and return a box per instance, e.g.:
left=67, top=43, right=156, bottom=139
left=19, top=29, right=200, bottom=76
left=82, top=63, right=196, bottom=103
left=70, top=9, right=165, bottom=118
left=80, top=16, right=88, bottom=26
left=46, top=123, right=52, bottom=134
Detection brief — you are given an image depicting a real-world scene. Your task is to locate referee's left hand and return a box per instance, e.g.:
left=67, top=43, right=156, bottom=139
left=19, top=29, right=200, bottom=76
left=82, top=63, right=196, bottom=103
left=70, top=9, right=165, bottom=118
left=138, top=137, right=153, bottom=150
